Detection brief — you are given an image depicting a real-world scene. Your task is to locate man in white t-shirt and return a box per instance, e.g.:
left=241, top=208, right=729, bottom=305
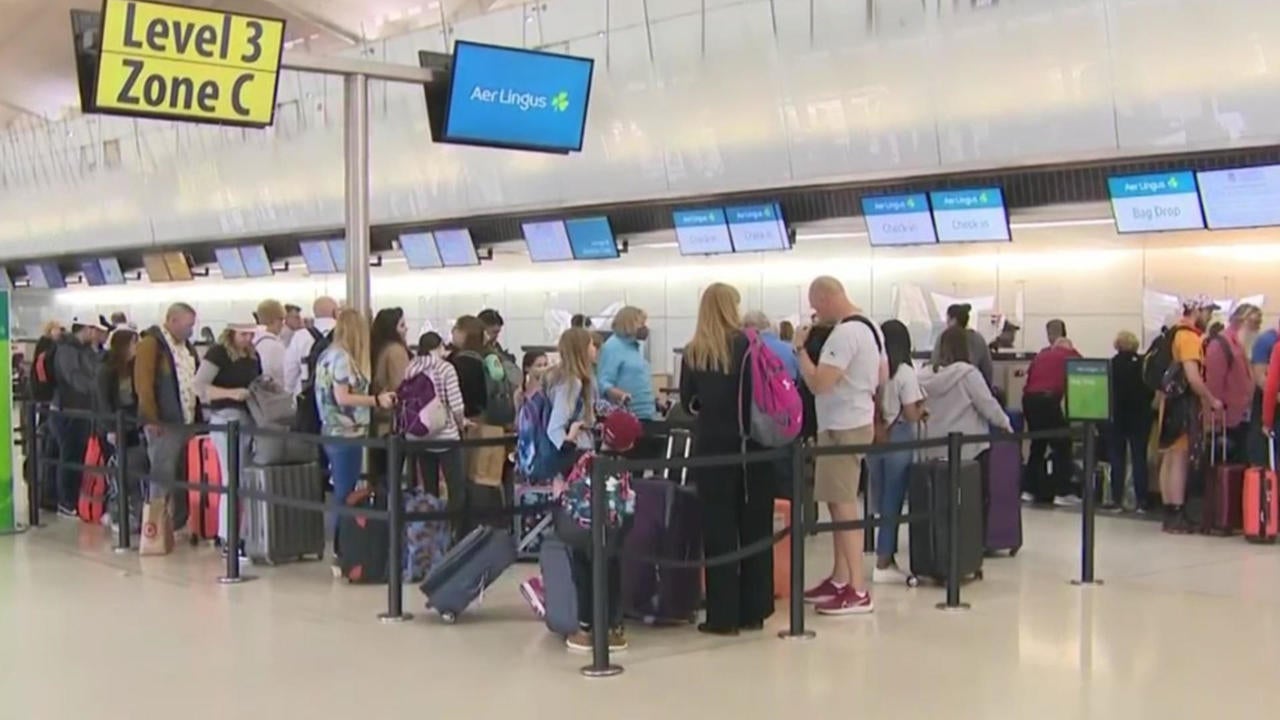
left=795, top=276, right=886, bottom=616
left=284, top=296, right=338, bottom=396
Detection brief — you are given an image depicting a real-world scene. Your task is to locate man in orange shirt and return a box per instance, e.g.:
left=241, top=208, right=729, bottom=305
left=1159, top=296, right=1224, bottom=534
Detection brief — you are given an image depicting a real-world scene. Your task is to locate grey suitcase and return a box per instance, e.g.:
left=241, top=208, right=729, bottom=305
left=419, top=526, right=516, bottom=623
left=539, top=536, right=579, bottom=636
left=908, top=458, right=984, bottom=584
left=243, top=463, right=326, bottom=565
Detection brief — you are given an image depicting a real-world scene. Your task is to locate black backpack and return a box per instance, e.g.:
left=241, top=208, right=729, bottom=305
left=294, top=328, right=332, bottom=435
left=1141, top=325, right=1195, bottom=395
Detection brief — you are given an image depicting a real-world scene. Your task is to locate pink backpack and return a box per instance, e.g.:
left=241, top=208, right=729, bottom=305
left=738, top=329, right=803, bottom=447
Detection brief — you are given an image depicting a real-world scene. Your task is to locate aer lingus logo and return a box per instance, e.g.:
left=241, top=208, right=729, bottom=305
left=551, top=90, right=570, bottom=112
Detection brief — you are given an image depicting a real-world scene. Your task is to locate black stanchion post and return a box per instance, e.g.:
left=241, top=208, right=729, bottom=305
left=25, top=403, right=40, bottom=528
left=218, top=421, right=254, bottom=584
left=581, top=455, right=623, bottom=678
left=936, top=432, right=970, bottom=612
left=780, top=441, right=815, bottom=640
left=1072, top=422, right=1103, bottom=587
left=379, top=435, right=412, bottom=622
left=113, top=411, right=131, bottom=552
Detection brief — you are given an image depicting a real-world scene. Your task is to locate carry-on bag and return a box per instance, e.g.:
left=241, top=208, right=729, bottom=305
left=242, top=463, right=326, bottom=565
left=1243, top=436, right=1280, bottom=543
left=404, top=486, right=452, bottom=583
left=908, top=456, right=984, bottom=584
left=339, top=488, right=389, bottom=584
left=78, top=435, right=109, bottom=524
left=1201, top=416, right=1245, bottom=535
left=539, top=536, right=580, bottom=636
left=513, top=483, right=554, bottom=561
left=185, top=435, right=222, bottom=541
left=419, top=526, right=516, bottom=622
left=981, top=441, right=1023, bottom=555
left=621, top=428, right=702, bottom=625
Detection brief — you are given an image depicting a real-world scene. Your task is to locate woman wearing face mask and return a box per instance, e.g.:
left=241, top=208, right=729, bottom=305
left=596, top=306, right=659, bottom=457
left=408, top=331, right=470, bottom=537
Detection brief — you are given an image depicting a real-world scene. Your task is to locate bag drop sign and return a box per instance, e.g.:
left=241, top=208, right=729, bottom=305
left=93, top=0, right=285, bottom=127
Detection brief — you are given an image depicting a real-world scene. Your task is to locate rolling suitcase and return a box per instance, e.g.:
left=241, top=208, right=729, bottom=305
left=340, top=488, right=389, bottom=584
left=513, top=483, right=554, bottom=561
left=908, top=457, right=984, bottom=584
left=420, top=526, right=516, bottom=623
left=981, top=442, right=1023, bottom=555
left=1201, top=418, right=1244, bottom=536
left=78, top=435, right=109, bottom=524
left=1243, top=436, right=1279, bottom=544
left=539, top=536, right=580, bottom=636
left=243, top=463, right=326, bottom=565
left=621, top=429, right=702, bottom=625
left=185, top=435, right=222, bottom=541
left=404, top=486, right=452, bottom=583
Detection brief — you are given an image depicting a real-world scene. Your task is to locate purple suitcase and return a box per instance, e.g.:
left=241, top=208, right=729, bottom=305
left=982, top=441, right=1023, bottom=556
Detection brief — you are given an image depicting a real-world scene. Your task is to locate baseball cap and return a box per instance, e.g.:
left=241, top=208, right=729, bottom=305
left=600, top=409, right=643, bottom=452
left=1181, top=294, right=1220, bottom=314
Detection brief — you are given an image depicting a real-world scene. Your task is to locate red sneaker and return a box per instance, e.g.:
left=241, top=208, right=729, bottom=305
left=815, top=586, right=874, bottom=616
left=803, top=577, right=841, bottom=604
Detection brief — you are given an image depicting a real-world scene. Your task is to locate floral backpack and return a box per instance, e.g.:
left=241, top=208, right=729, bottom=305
left=559, top=452, right=636, bottom=530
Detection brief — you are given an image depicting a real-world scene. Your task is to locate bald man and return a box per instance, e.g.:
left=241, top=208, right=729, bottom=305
left=793, top=276, right=886, bottom=615
left=284, top=296, right=339, bottom=396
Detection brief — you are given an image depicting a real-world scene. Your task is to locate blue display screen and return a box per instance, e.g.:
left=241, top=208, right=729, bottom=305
left=673, top=208, right=734, bottom=256
left=1107, top=171, right=1205, bottom=233
left=80, top=259, right=106, bottom=286
left=435, top=229, right=479, bottom=267
left=328, top=240, right=348, bottom=272
left=240, top=245, right=273, bottom=278
left=444, top=41, right=594, bottom=153
left=401, top=232, right=443, bottom=269
left=25, top=263, right=47, bottom=289
left=299, top=240, right=337, bottom=275
left=215, top=247, right=246, bottom=279
left=725, top=203, right=789, bottom=252
left=565, top=217, right=619, bottom=260
left=523, top=220, right=575, bottom=262
left=42, top=262, right=66, bottom=289
left=929, top=187, right=1011, bottom=243
left=862, top=193, right=937, bottom=247
left=98, top=257, right=125, bottom=285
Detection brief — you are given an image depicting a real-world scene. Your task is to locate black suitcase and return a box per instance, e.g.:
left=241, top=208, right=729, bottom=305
left=908, top=458, right=984, bottom=584
left=339, top=490, right=389, bottom=584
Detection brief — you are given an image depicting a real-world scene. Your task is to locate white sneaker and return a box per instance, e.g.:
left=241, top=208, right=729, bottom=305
left=1054, top=495, right=1082, bottom=507
left=1020, top=492, right=1034, bottom=504
left=872, top=564, right=910, bottom=584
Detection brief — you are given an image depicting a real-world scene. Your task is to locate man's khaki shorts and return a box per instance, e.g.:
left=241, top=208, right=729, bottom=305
left=814, top=426, right=875, bottom=505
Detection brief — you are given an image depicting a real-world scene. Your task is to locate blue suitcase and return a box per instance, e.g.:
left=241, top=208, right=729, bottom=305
left=419, top=526, right=516, bottom=623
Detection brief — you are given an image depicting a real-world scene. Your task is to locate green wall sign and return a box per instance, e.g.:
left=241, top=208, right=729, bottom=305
left=1065, top=358, right=1112, bottom=423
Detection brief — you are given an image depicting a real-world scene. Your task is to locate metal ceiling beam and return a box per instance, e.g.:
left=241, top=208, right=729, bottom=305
left=255, top=0, right=363, bottom=44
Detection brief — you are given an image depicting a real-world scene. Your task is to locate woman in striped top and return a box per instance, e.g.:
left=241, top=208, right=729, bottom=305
left=407, top=331, right=470, bottom=538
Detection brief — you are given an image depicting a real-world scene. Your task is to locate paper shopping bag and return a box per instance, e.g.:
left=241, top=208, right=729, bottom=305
left=139, top=496, right=174, bottom=556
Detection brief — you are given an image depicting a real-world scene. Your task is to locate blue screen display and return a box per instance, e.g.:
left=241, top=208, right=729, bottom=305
left=25, top=263, right=47, bottom=289
left=523, top=220, right=575, bottom=262
left=215, top=247, right=246, bottom=279
left=299, top=241, right=337, bottom=275
left=401, top=232, right=443, bottom=269
left=929, top=187, right=1011, bottom=243
left=862, top=193, right=937, bottom=247
left=564, top=217, right=619, bottom=260
left=328, top=240, right=348, bottom=272
left=673, top=208, right=734, bottom=256
left=444, top=41, right=594, bottom=153
left=98, top=257, right=125, bottom=285
left=240, top=245, right=273, bottom=278
left=725, top=203, right=789, bottom=252
left=42, top=262, right=66, bottom=289
left=80, top=259, right=106, bottom=286
left=435, top=229, right=479, bottom=267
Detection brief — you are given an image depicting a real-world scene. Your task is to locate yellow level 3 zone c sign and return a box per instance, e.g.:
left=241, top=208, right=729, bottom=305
left=94, top=0, right=285, bottom=126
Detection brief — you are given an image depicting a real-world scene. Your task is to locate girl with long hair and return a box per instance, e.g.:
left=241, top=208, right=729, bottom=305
left=678, top=283, right=773, bottom=635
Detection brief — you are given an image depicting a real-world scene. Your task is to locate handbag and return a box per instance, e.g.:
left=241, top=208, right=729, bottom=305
left=247, top=377, right=295, bottom=426
left=139, top=495, right=175, bottom=556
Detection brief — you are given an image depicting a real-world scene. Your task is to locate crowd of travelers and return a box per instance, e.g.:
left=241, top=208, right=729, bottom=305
left=25, top=280, right=1274, bottom=652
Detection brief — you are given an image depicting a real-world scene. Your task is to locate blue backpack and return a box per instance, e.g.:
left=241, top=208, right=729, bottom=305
left=516, top=380, right=582, bottom=485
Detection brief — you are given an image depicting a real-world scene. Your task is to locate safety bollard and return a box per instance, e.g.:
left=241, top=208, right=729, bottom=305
left=1072, top=422, right=1103, bottom=587
left=113, top=411, right=131, bottom=552
left=937, top=432, right=970, bottom=612
left=218, top=421, right=255, bottom=584
left=379, top=435, right=412, bottom=622
left=26, top=404, right=41, bottom=529
left=581, top=455, right=623, bottom=678
left=780, top=441, right=815, bottom=640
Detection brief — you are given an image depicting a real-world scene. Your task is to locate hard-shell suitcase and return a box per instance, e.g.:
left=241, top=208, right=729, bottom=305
left=185, top=435, right=222, bottom=541
left=1201, top=420, right=1245, bottom=536
left=1243, top=436, right=1280, bottom=543
left=909, top=457, right=984, bottom=583
left=539, top=536, right=579, bottom=636
left=419, top=526, right=516, bottom=622
left=981, top=441, right=1023, bottom=555
left=243, top=463, right=326, bottom=565
left=621, top=429, right=702, bottom=625
left=339, top=490, right=389, bottom=584
left=78, top=435, right=108, bottom=524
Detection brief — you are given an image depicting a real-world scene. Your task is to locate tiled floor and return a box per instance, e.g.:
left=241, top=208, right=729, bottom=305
left=3, top=506, right=1279, bottom=719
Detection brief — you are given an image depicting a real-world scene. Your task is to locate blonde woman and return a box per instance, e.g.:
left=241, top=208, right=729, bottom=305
left=193, top=323, right=262, bottom=556
left=316, top=309, right=396, bottom=562
left=678, top=283, right=773, bottom=636
left=1109, top=330, right=1154, bottom=512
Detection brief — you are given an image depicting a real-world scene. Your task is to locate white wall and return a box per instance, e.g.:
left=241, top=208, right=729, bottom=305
left=15, top=218, right=1278, bottom=368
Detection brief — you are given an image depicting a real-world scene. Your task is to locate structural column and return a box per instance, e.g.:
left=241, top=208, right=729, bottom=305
left=343, top=72, right=371, bottom=315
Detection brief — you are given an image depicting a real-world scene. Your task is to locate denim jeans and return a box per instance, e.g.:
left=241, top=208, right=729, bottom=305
left=324, top=442, right=363, bottom=555
left=866, top=421, right=914, bottom=559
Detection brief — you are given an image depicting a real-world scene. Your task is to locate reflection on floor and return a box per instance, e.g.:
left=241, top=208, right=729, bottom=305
left=3, top=507, right=1280, bottom=719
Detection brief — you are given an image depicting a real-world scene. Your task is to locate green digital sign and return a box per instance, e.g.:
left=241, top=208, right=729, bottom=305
left=1065, top=358, right=1112, bottom=423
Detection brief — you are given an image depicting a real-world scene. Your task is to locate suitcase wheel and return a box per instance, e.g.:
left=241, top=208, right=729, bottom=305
left=1009, top=547, right=1019, bottom=557
left=905, top=574, right=920, bottom=588
left=975, top=570, right=984, bottom=581
left=439, top=611, right=458, bottom=624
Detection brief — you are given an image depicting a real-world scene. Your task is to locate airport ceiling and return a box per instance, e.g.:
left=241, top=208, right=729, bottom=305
left=0, top=0, right=516, bottom=127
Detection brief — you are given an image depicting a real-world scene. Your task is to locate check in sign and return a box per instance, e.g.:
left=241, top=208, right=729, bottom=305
left=94, top=0, right=285, bottom=127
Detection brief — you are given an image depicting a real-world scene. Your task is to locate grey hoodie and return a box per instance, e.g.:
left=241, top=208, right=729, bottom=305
left=917, top=361, right=1012, bottom=461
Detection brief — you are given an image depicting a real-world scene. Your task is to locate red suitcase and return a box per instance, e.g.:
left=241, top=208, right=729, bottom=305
left=186, top=436, right=222, bottom=541
left=1201, top=421, right=1244, bottom=535
left=1243, top=436, right=1279, bottom=544
left=78, top=435, right=108, bottom=524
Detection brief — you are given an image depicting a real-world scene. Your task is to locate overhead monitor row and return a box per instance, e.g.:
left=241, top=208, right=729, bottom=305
left=860, top=187, right=1012, bottom=247
left=1108, top=164, right=1280, bottom=233
left=673, top=203, right=791, bottom=256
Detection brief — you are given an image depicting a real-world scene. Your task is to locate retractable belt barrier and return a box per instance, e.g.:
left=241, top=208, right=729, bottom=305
left=18, top=404, right=1101, bottom=680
